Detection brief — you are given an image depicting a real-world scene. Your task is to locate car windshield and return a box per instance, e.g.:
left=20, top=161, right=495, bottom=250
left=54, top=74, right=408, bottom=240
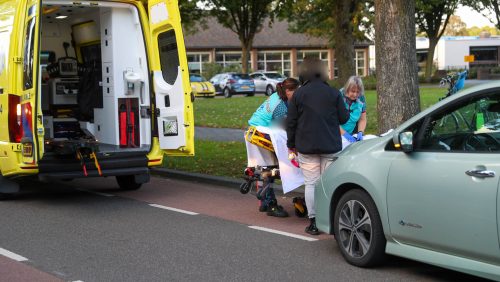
left=264, top=73, right=284, bottom=79
left=232, top=73, right=250, bottom=80
left=190, top=75, right=206, bottom=82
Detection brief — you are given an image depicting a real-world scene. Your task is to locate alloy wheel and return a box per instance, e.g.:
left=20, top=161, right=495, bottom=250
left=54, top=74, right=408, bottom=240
left=338, top=199, right=372, bottom=258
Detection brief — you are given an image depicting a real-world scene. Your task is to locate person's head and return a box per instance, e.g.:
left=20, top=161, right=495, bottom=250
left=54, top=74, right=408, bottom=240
left=298, top=56, right=327, bottom=83
left=343, top=76, right=364, bottom=101
left=276, top=77, right=300, bottom=102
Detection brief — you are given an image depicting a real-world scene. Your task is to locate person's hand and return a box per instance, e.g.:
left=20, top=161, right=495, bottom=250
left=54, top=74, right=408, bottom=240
left=288, top=148, right=297, bottom=156
left=356, top=131, right=363, bottom=141
left=343, top=132, right=357, bottom=143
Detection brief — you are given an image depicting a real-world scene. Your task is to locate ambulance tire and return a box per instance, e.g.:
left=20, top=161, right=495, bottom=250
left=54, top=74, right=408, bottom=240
left=116, top=175, right=142, bottom=190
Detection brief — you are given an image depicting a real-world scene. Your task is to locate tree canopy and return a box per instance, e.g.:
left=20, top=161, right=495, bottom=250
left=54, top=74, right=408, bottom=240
left=204, top=0, right=276, bottom=73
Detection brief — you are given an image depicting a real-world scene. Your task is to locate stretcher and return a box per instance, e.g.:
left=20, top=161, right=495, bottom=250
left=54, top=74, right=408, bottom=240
left=241, top=126, right=307, bottom=217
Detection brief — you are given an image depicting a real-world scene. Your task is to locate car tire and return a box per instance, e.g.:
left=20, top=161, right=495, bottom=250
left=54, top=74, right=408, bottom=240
left=0, top=193, right=15, bottom=201
left=116, top=175, right=142, bottom=190
left=333, top=189, right=386, bottom=267
left=265, top=85, right=274, bottom=96
left=223, top=88, right=232, bottom=98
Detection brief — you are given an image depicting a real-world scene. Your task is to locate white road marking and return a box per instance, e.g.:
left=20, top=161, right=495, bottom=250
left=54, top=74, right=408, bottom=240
left=77, top=189, right=114, bottom=197
left=0, top=247, right=28, bottom=261
left=248, top=226, right=319, bottom=242
left=149, top=204, right=199, bottom=215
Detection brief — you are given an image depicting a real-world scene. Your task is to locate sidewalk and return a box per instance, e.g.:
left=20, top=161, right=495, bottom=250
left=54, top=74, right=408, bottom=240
left=195, top=126, right=245, bottom=142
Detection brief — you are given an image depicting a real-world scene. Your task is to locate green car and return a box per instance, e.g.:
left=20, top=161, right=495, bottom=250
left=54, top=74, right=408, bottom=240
left=315, top=82, right=500, bottom=280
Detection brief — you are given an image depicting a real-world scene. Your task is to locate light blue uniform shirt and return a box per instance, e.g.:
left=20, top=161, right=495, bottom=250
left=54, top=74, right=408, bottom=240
left=248, top=93, right=287, bottom=127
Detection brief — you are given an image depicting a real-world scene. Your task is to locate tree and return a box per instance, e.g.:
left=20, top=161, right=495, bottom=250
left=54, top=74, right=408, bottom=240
left=443, top=15, right=468, bottom=36
left=465, top=1, right=500, bottom=29
left=206, top=0, right=275, bottom=73
left=179, top=0, right=207, bottom=35
left=416, top=0, right=459, bottom=82
left=375, top=0, right=420, bottom=133
left=279, top=0, right=372, bottom=85
left=466, top=25, right=500, bottom=35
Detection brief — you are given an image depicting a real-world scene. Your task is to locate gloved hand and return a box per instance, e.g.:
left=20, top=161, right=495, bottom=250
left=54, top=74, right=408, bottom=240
left=356, top=131, right=363, bottom=141
left=343, top=132, right=357, bottom=143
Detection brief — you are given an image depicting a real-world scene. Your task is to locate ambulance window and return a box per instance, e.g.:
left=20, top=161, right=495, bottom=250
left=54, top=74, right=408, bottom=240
left=23, top=17, right=36, bottom=90
left=157, top=30, right=179, bottom=85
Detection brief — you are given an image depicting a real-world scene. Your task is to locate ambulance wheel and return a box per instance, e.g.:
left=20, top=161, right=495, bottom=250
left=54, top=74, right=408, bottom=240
left=116, top=175, right=142, bottom=190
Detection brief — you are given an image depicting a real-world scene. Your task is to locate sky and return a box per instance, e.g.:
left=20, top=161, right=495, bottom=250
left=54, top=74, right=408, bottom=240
left=455, top=5, right=494, bottom=28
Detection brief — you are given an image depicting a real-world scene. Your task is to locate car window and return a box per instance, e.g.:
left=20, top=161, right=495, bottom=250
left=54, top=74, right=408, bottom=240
left=264, top=73, right=284, bottom=79
left=418, top=92, right=500, bottom=152
left=250, top=74, right=262, bottom=79
left=233, top=73, right=250, bottom=80
left=190, top=75, right=206, bottom=82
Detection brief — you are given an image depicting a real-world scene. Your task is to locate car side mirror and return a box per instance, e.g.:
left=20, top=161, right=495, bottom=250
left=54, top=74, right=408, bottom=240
left=393, top=131, right=414, bottom=153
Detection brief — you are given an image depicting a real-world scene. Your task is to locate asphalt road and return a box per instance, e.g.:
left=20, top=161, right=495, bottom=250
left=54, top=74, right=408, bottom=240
left=0, top=176, right=490, bottom=282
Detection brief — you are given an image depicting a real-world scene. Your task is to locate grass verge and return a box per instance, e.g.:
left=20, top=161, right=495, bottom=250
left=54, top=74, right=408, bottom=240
left=164, top=139, right=246, bottom=179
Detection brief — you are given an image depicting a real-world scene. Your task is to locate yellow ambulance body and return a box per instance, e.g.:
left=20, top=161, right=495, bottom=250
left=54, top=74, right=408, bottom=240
left=0, top=0, right=194, bottom=194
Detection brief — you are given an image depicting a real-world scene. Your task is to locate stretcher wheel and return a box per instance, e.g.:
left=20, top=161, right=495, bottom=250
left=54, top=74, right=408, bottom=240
left=240, top=181, right=251, bottom=194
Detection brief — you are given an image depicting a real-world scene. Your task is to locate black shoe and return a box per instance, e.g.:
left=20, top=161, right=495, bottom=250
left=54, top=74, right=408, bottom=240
left=266, top=205, right=289, bottom=217
left=259, top=204, right=268, bottom=212
left=305, top=218, right=320, bottom=235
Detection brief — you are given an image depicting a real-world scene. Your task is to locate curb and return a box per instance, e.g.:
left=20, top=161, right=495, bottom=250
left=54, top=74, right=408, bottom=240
left=151, top=168, right=293, bottom=192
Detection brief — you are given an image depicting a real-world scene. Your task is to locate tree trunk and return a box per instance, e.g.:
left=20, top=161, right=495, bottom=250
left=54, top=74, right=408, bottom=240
left=424, top=38, right=438, bottom=83
left=332, top=0, right=356, bottom=85
left=375, top=0, right=420, bottom=134
left=241, top=40, right=252, bottom=74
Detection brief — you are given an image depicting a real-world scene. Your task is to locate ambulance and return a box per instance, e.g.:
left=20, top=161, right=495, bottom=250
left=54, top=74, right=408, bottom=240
left=0, top=0, right=194, bottom=196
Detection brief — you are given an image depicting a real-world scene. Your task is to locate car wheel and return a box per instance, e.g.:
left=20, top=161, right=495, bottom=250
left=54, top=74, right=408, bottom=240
left=265, top=85, right=274, bottom=96
left=223, top=88, right=232, bottom=98
left=116, top=175, right=142, bottom=190
left=334, top=189, right=386, bottom=267
left=0, top=193, right=15, bottom=201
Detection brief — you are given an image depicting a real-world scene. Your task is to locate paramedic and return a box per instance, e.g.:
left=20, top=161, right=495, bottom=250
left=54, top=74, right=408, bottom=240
left=340, top=76, right=367, bottom=145
left=286, top=57, right=349, bottom=235
left=248, top=77, right=300, bottom=217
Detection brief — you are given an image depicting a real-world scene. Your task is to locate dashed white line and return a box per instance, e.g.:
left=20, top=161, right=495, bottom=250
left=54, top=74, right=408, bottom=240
left=248, top=226, right=319, bottom=242
left=77, top=189, right=114, bottom=197
left=0, top=247, right=28, bottom=261
left=149, top=204, right=199, bottom=215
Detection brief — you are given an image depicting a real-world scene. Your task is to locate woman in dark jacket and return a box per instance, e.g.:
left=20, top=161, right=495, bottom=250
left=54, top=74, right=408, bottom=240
left=286, top=57, right=349, bottom=235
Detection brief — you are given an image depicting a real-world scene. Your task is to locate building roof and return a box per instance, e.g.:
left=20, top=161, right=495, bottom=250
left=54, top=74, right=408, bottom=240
left=184, top=18, right=371, bottom=50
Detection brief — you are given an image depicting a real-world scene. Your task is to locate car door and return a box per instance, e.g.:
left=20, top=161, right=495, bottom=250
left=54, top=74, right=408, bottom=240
left=148, top=0, right=194, bottom=156
left=387, top=90, right=500, bottom=265
left=211, top=74, right=221, bottom=93
left=251, top=73, right=264, bottom=92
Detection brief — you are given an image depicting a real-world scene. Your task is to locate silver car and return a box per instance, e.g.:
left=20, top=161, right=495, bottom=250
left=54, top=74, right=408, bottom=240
left=315, top=82, right=500, bottom=280
left=250, top=72, right=286, bottom=96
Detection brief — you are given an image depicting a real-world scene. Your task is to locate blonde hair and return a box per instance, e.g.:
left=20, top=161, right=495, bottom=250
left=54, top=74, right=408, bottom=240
left=343, top=76, right=364, bottom=98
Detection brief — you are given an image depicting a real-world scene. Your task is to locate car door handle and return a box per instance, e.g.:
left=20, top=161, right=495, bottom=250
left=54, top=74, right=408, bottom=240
left=465, top=170, right=496, bottom=178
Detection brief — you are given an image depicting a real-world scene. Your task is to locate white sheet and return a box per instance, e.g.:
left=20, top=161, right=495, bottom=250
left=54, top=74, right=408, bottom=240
left=245, top=126, right=304, bottom=194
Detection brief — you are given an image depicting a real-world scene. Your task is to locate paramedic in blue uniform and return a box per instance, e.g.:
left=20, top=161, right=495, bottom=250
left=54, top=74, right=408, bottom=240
left=340, top=76, right=367, bottom=144
left=248, top=77, right=300, bottom=217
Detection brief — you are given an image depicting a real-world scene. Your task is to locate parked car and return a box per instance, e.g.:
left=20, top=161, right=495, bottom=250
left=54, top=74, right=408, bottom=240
left=209, top=73, right=255, bottom=98
left=190, top=74, right=216, bottom=98
left=250, top=72, right=286, bottom=96
left=315, top=82, right=500, bottom=281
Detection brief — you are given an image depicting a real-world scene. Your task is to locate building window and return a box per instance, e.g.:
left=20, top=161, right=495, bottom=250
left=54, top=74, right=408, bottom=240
left=187, top=52, right=210, bottom=74
left=355, top=50, right=366, bottom=76
left=257, top=51, right=291, bottom=77
left=470, top=46, right=498, bottom=63
left=215, top=52, right=242, bottom=67
left=333, top=49, right=367, bottom=78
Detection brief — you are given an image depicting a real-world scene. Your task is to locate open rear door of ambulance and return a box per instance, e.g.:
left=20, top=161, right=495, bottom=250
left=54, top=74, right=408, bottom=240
left=19, top=0, right=43, bottom=172
left=148, top=0, right=194, bottom=156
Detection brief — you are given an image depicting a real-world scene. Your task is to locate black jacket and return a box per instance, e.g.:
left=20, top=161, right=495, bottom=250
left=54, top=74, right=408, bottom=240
left=286, top=79, right=350, bottom=154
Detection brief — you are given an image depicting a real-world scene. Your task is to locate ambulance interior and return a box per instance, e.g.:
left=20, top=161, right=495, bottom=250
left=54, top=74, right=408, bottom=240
left=39, top=1, right=151, bottom=159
